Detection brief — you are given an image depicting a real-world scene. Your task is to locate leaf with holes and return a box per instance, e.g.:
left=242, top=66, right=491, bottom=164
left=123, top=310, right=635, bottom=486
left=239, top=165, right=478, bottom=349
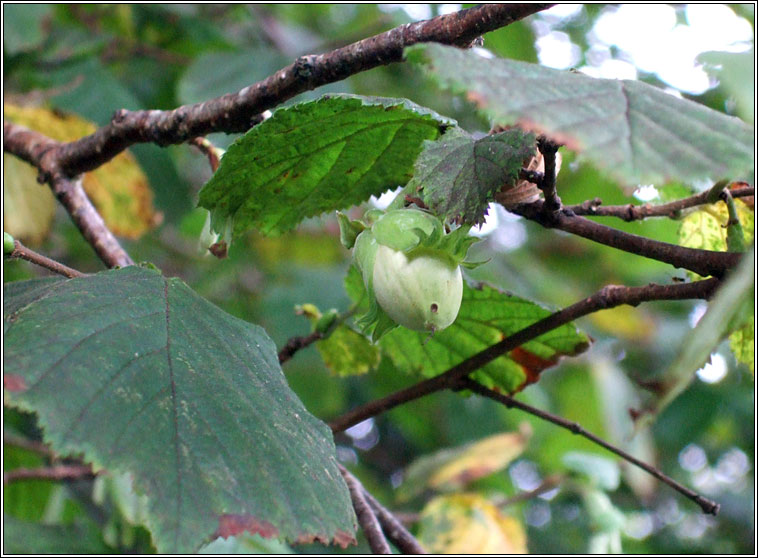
left=345, top=267, right=590, bottom=393
left=405, top=127, right=536, bottom=225
left=198, top=94, right=454, bottom=238
left=3, top=266, right=356, bottom=553
left=407, top=44, right=754, bottom=187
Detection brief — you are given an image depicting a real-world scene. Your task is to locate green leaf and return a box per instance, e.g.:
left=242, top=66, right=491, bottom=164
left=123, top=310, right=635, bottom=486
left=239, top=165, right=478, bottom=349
left=177, top=48, right=289, bottom=106
left=650, top=249, right=755, bottom=416
left=198, top=95, right=455, bottom=238
left=2, top=4, right=52, bottom=54
left=699, top=49, right=755, bottom=124
left=345, top=269, right=590, bottom=393
left=408, top=127, right=535, bottom=225
left=3, top=266, right=356, bottom=553
left=2, top=516, right=113, bottom=555
left=199, top=532, right=294, bottom=554
left=407, top=44, right=754, bottom=187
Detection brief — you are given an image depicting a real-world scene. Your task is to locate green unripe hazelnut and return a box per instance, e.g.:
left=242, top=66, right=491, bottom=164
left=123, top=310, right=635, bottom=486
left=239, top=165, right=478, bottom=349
left=4, top=232, right=15, bottom=255
left=372, top=245, right=462, bottom=332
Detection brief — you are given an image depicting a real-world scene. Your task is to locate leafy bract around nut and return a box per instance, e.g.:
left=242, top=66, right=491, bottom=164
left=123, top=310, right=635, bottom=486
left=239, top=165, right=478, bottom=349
left=338, top=208, right=480, bottom=340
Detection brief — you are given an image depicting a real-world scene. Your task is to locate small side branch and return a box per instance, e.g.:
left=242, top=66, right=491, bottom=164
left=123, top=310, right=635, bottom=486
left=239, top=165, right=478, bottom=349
left=362, top=490, right=427, bottom=554
left=567, top=185, right=755, bottom=221
left=278, top=331, right=324, bottom=364
left=536, top=137, right=562, bottom=212
left=6, top=239, right=86, bottom=278
left=509, top=200, right=741, bottom=278
left=457, top=378, right=720, bottom=515
left=190, top=137, right=222, bottom=172
left=339, top=466, right=393, bottom=554
left=329, top=278, right=719, bottom=433
left=4, top=464, right=96, bottom=485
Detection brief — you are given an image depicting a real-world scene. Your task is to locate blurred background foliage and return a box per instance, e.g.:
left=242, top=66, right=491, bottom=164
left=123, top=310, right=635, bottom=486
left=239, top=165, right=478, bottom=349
left=3, top=4, right=754, bottom=554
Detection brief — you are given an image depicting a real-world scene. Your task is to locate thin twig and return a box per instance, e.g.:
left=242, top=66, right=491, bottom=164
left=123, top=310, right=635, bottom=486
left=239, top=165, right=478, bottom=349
left=4, top=464, right=96, bottom=484
left=339, top=466, right=393, bottom=554
left=329, top=278, right=720, bottom=433
left=30, top=4, right=552, bottom=177
left=7, top=239, right=86, bottom=278
left=457, top=378, right=720, bottom=515
left=566, top=185, right=755, bottom=221
left=508, top=200, right=741, bottom=278
left=278, top=331, right=324, bottom=364
left=362, top=490, right=426, bottom=554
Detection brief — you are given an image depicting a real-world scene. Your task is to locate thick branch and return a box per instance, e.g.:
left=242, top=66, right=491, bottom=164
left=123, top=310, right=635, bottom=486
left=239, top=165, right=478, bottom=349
left=458, top=378, right=720, bottom=515
left=329, top=278, right=719, bottom=433
left=567, top=185, right=755, bottom=221
left=508, top=200, right=741, bottom=278
left=42, top=4, right=551, bottom=177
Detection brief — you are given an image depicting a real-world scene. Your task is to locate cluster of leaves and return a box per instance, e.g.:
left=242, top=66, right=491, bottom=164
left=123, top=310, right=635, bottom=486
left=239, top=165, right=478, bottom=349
left=3, top=4, right=755, bottom=555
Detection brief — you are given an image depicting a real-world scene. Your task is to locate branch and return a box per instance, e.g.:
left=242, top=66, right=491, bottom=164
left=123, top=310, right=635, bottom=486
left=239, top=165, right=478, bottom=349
left=39, top=4, right=552, bottom=177
left=278, top=331, right=324, bottom=364
left=3, top=122, right=134, bottom=268
left=339, top=466, right=393, bottom=554
left=566, top=185, right=755, bottom=221
left=6, top=239, right=86, bottom=278
left=329, top=277, right=719, bottom=433
left=457, top=378, right=720, bottom=515
left=536, top=136, right=561, bottom=212
left=189, top=137, right=223, bottom=172
left=4, top=464, right=96, bottom=484
left=362, top=490, right=427, bottom=554
left=508, top=200, right=741, bottom=278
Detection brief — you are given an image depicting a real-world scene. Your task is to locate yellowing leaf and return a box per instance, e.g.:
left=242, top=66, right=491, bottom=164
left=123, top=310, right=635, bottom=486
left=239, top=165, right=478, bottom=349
left=428, top=430, right=530, bottom=492
left=399, top=429, right=529, bottom=501
left=417, top=494, right=527, bottom=554
left=678, top=198, right=754, bottom=254
left=3, top=104, right=156, bottom=239
left=589, top=306, right=657, bottom=343
left=3, top=154, right=57, bottom=245
left=677, top=199, right=754, bottom=374
left=317, top=324, right=380, bottom=376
